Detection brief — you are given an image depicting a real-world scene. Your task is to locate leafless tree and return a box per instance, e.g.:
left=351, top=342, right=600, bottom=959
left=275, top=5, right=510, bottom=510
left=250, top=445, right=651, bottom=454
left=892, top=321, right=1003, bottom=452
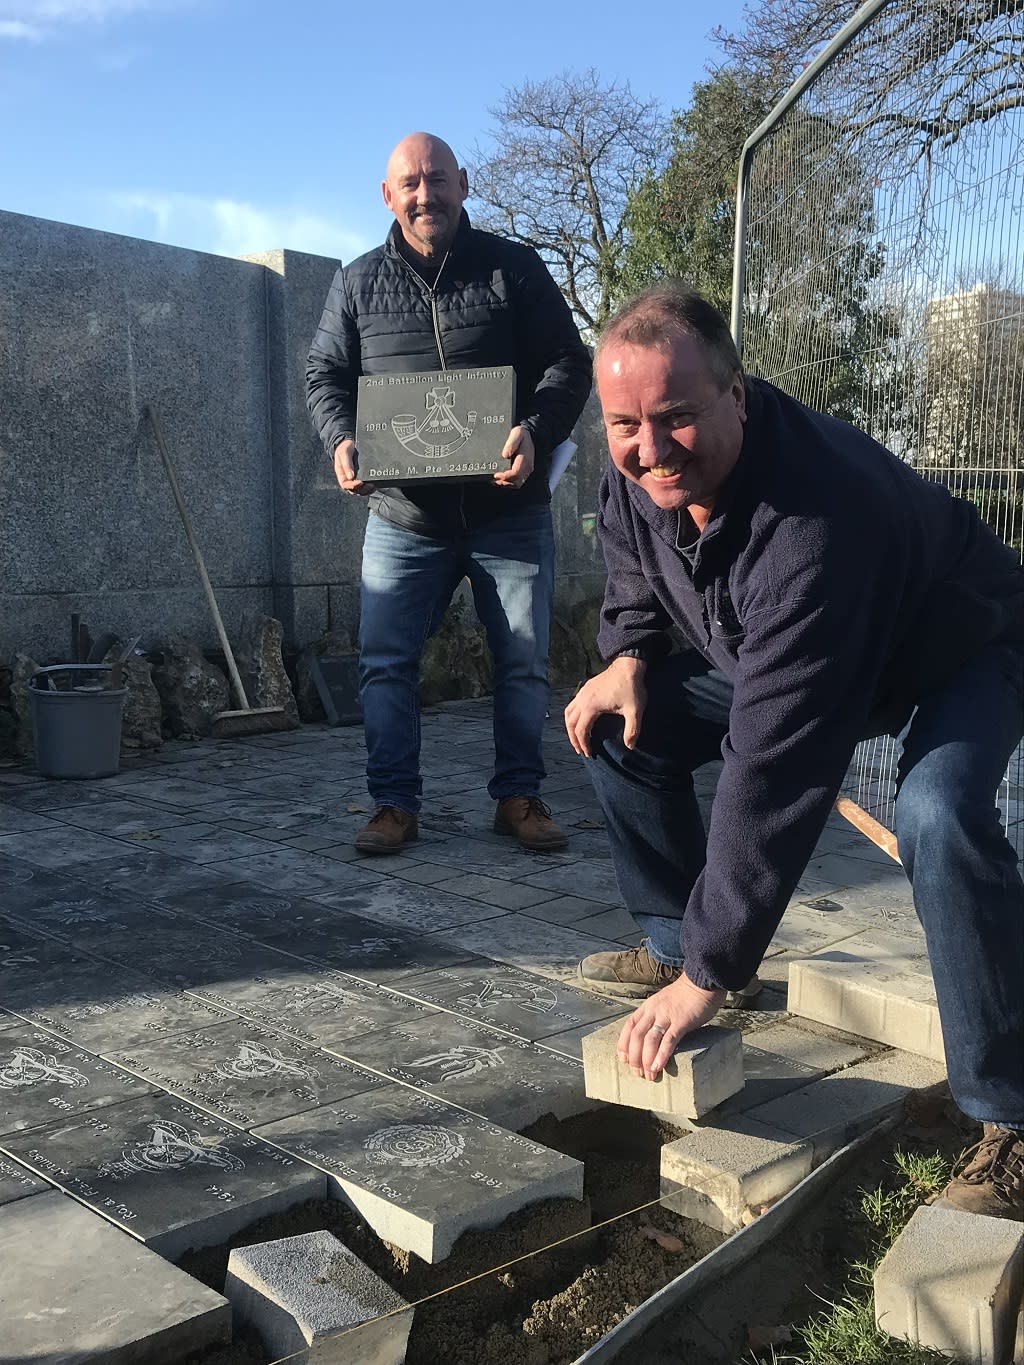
left=470, top=70, right=667, bottom=332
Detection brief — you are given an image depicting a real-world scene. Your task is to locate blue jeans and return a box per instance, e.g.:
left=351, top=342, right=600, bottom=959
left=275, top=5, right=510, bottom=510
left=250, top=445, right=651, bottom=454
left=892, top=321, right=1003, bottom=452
left=359, top=506, right=554, bottom=812
left=587, top=647, right=1024, bottom=1127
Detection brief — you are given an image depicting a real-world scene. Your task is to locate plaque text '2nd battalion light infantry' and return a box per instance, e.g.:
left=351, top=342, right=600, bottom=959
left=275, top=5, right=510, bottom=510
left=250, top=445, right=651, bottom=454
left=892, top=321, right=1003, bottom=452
left=356, top=366, right=516, bottom=484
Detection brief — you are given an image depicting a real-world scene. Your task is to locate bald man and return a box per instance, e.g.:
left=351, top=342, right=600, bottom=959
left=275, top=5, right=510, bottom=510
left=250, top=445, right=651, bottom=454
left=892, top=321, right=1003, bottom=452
left=306, top=133, right=591, bottom=855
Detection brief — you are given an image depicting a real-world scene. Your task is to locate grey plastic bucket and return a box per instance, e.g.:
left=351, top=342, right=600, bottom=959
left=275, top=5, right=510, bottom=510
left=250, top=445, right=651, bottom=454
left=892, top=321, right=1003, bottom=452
left=28, top=665, right=127, bottom=779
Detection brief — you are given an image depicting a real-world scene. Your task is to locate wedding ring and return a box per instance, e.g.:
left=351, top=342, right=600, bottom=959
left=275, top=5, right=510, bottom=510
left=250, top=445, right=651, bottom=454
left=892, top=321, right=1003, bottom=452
left=649, top=1023, right=666, bottom=1036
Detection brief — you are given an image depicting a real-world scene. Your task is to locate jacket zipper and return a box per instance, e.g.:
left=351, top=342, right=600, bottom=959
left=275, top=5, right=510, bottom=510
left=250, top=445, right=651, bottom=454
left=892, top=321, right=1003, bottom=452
left=399, top=249, right=469, bottom=531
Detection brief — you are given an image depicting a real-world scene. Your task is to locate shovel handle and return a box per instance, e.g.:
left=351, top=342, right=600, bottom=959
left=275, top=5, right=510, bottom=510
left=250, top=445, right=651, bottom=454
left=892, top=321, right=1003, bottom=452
left=834, top=796, right=901, bottom=864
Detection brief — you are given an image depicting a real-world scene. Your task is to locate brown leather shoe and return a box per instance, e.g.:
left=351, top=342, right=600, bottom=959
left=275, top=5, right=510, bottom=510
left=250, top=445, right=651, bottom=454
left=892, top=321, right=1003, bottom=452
left=354, top=806, right=418, bottom=854
left=493, top=795, right=567, bottom=851
left=936, top=1124, right=1024, bottom=1221
left=578, top=941, right=682, bottom=999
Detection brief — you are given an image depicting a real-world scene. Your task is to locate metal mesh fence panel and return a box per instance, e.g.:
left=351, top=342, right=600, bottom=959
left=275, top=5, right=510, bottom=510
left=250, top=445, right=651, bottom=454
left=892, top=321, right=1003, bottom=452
left=736, top=0, right=1024, bottom=858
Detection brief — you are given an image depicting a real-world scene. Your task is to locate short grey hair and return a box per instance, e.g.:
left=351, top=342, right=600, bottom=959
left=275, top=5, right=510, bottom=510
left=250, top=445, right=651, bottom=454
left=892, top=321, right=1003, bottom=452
left=596, top=282, right=742, bottom=391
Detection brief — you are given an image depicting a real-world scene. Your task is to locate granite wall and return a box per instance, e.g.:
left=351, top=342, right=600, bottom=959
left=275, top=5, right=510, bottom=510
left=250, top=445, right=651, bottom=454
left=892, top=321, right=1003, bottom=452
left=0, top=208, right=606, bottom=664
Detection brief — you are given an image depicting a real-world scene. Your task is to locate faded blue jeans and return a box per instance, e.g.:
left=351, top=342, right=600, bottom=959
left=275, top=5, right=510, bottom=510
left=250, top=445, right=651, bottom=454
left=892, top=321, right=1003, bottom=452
left=587, top=646, right=1024, bottom=1128
left=359, top=506, right=554, bottom=813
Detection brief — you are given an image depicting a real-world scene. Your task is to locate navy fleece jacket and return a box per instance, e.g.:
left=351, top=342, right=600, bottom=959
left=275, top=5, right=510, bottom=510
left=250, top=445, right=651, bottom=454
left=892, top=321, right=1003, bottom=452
left=597, top=377, right=1024, bottom=991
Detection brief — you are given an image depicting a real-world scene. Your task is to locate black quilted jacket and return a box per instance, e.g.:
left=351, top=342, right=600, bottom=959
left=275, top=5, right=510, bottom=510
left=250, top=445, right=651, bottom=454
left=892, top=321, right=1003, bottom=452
left=305, top=213, right=592, bottom=534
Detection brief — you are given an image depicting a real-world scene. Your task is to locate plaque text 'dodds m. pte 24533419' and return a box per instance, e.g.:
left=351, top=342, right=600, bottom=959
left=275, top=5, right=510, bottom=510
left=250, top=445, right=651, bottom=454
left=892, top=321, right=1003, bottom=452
left=356, top=367, right=516, bottom=484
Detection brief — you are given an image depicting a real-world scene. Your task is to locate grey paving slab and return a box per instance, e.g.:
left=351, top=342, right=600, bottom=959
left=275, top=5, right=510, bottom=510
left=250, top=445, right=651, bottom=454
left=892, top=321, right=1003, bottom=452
left=0, top=803, right=65, bottom=835
left=0, top=1151, right=48, bottom=1206
left=430, top=873, right=559, bottom=910
left=99, top=775, right=248, bottom=807
left=520, top=860, right=623, bottom=904
left=537, top=1014, right=631, bottom=1062
left=0, top=919, right=82, bottom=988
left=0, top=851, right=44, bottom=886
left=330, top=1011, right=592, bottom=1128
left=0, top=1191, right=232, bottom=1364
left=395, top=962, right=625, bottom=1042
left=119, top=821, right=280, bottom=864
left=6, top=885, right=165, bottom=940
left=160, top=881, right=346, bottom=937
left=254, top=1085, right=585, bottom=1263
left=767, top=903, right=865, bottom=957
left=82, top=849, right=237, bottom=899
left=259, top=915, right=485, bottom=987
left=2, top=1094, right=326, bottom=1258
left=311, top=878, right=506, bottom=932
left=48, top=799, right=200, bottom=837
left=188, top=969, right=436, bottom=1050
left=207, top=847, right=377, bottom=894
left=441, top=912, right=623, bottom=984
left=109, top=1019, right=387, bottom=1129
left=714, top=1043, right=826, bottom=1118
left=410, top=834, right=580, bottom=880
left=517, top=894, right=617, bottom=928
left=0, top=825, right=134, bottom=869
left=574, top=906, right=642, bottom=943
left=0, top=1024, right=154, bottom=1136
left=388, top=860, right=464, bottom=886
left=84, top=922, right=316, bottom=992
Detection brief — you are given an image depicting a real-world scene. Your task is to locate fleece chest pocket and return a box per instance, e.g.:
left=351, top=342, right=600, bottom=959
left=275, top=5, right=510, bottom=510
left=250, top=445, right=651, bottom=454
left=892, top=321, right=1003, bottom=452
left=705, top=583, right=745, bottom=646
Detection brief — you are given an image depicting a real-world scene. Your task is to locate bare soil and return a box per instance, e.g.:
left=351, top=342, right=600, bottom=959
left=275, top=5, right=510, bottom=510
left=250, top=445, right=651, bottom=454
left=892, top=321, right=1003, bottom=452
left=180, top=1096, right=980, bottom=1365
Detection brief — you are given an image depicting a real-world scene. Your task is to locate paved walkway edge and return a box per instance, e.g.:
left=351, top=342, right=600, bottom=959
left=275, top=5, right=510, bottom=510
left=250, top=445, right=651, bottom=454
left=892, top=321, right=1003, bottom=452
left=571, top=1114, right=900, bottom=1365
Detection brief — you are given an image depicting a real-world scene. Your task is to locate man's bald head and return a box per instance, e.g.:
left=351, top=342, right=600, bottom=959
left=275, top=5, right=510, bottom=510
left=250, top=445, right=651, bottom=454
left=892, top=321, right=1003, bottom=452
left=382, top=132, right=468, bottom=259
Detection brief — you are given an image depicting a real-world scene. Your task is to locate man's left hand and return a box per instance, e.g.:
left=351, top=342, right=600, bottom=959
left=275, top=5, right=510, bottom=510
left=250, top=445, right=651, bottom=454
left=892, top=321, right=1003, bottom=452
left=617, top=974, right=727, bottom=1081
left=493, top=425, right=535, bottom=489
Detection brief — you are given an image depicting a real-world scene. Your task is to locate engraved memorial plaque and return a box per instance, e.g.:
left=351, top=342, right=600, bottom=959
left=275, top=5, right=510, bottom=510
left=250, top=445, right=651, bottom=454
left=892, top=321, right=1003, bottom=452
left=0, top=1152, right=45, bottom=1207
left=0, top=1025, right=153, bottom=1136
left=0, top=1095, right=325, bottom=1257
left=356, top=367, right=515, bottom=484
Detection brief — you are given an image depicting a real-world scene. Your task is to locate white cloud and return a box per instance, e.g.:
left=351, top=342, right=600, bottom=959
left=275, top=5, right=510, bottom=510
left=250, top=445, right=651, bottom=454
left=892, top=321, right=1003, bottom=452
left=0, top=17, right=42, bottom=34
left=102, top=191, right=369, bottom=263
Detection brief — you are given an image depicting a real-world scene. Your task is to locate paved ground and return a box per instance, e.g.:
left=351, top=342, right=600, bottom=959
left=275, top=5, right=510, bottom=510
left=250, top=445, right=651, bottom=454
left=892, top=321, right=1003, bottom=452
left=0, top=695, right=1019, bottom=1354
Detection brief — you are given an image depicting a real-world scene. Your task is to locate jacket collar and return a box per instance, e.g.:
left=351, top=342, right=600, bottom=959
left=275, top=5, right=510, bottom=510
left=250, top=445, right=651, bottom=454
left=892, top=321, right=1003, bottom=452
left=384, top=209, right=474, bottom=264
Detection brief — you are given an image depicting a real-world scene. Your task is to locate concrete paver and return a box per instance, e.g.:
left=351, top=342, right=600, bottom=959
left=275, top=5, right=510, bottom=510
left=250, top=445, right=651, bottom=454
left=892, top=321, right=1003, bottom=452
left=874, top=1203, right=1024, bottom=1365
left=660, top=1121, right=814, bottom=1232
left=225, top=1229, right=412, bottom=1365
left=582, top=1019, right=744, bottom=1120
left=789, top=953, right=944, bottom=1063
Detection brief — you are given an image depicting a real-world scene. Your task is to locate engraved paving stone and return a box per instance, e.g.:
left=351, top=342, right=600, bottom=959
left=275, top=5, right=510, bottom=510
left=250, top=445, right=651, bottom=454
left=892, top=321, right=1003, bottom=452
left=397, top=962, right=625, bottom=1042
left=0, top=1152, right=47, bottom=1206
left=356, top=367, right=515, bottom=484
left=254, top=1084, right=584, bottom=1263
left=108, top=1019, right=386, bottom=1129
left=259, top=916, right=482, bottom=988
left=0, top=1025, right=153, bottom=1136
left=159, top=882, right=343, bottom=938
left=328, top=1012, right=593, bottom=1128
left=0, top=1095, right=326, bottom=1258
left=188, top=969, right=436, bottom=1050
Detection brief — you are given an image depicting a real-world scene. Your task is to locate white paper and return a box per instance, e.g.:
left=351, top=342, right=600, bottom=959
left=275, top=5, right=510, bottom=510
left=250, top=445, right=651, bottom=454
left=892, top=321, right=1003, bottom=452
left=547, top=439, right=577, bottom=493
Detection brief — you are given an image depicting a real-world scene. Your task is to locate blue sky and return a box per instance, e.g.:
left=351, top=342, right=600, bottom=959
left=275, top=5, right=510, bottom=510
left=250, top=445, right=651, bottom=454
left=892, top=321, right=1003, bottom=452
left=0, top=0, right=750, bottom=263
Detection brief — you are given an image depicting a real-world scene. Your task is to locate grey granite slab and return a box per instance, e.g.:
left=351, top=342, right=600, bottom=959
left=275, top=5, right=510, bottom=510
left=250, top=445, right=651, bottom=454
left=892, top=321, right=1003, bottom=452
left=98, top=776, right=246, bottom=808
left=82, top=851, right=236, bottom=899
left=1, top=1094, right=325, bottom=1258
left=0, top=804, right=64, bottom=835
left=0, top=864, right=113, bottom=920
left=310, top=879, right=505, bottom=932
left=4, top=959, right=237, bottom=1053
left=440, top=912, right=623, bottom=984
left=6, top=887, right=167, bottom=941
left=258, top=916, right=485, bottom=987
left=0, top=1024, right=154, bottom=1136
left=0, top=781, right=137, bottom=812
left=520, top=860, right=623, bottom=904
left=0, top=1190, right=232, bottom=1364
left=0, top=1150, right=47, bottom=1206
left=189, top=969, right=437, bottom=1049
left=254, top=1085, right=585, bottom=1262
left=328, top=1012, right=592, bottom=1128
left=117, top=822, right=278, bottom=865
left=159, top=881, right=343, bottom=937
left=206, top=847, right=374, bottom=894
left=82, top=922, right=312, bottom=991
left=713, top=1044, right=827, bottom=1118
left=395, top=962, right=624, bottom=1042
left=49, top=799, right=199, bottom=837
left=108, top=1019, right=386, bottom=1129
left=0, top=826, right=133, bottom=869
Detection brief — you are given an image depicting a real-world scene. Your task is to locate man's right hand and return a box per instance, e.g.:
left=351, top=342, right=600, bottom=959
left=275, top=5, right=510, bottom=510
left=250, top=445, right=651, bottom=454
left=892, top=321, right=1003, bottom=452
left=334, top=439, right=376, bottom=496
left=564, top=656, right=648, bottom=757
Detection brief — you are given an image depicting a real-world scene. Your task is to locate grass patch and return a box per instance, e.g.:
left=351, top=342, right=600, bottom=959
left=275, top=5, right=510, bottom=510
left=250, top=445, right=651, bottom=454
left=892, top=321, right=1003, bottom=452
left=755, top=1147, right=956, bottom=1365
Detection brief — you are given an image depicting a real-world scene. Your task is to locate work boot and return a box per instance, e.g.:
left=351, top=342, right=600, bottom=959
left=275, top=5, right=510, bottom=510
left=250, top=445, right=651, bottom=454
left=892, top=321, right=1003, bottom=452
left=494, top=795, right=568, bottom=851
left=936, top=1124, right=1024, bottom=1221
left=354, top=806, right=418, bottom=854
left=723, top=975, right=764, bottom=1009
left=577, top=941, right=682, bottom=999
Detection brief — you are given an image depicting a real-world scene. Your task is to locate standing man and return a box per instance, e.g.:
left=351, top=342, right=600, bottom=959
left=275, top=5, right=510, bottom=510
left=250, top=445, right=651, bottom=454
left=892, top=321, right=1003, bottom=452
left=566, top=282, right=1023, bottom=1220
left=307, top=133, right=591, bottom=855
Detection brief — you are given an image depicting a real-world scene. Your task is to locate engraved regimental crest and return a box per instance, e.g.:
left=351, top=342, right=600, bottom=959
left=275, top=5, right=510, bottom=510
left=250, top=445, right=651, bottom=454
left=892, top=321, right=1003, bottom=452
left=392, top=386, right=477, bottom=459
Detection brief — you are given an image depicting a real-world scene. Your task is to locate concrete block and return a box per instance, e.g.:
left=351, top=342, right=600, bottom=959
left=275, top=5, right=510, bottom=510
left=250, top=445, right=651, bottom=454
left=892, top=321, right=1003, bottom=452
left=582, top=1020, right=744, bottom=1119
left=742, top=1050, right=946, bottom=1161
left=660, top=1121, right=814, bottom=1232
left=874, top=1203, right=1024, bottom=1365
left=788, top=954, right=944, bottom=1063
left=0, top=1189, right=231, bottom=1363
left=225, top=1229, right=411, bottom=1365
